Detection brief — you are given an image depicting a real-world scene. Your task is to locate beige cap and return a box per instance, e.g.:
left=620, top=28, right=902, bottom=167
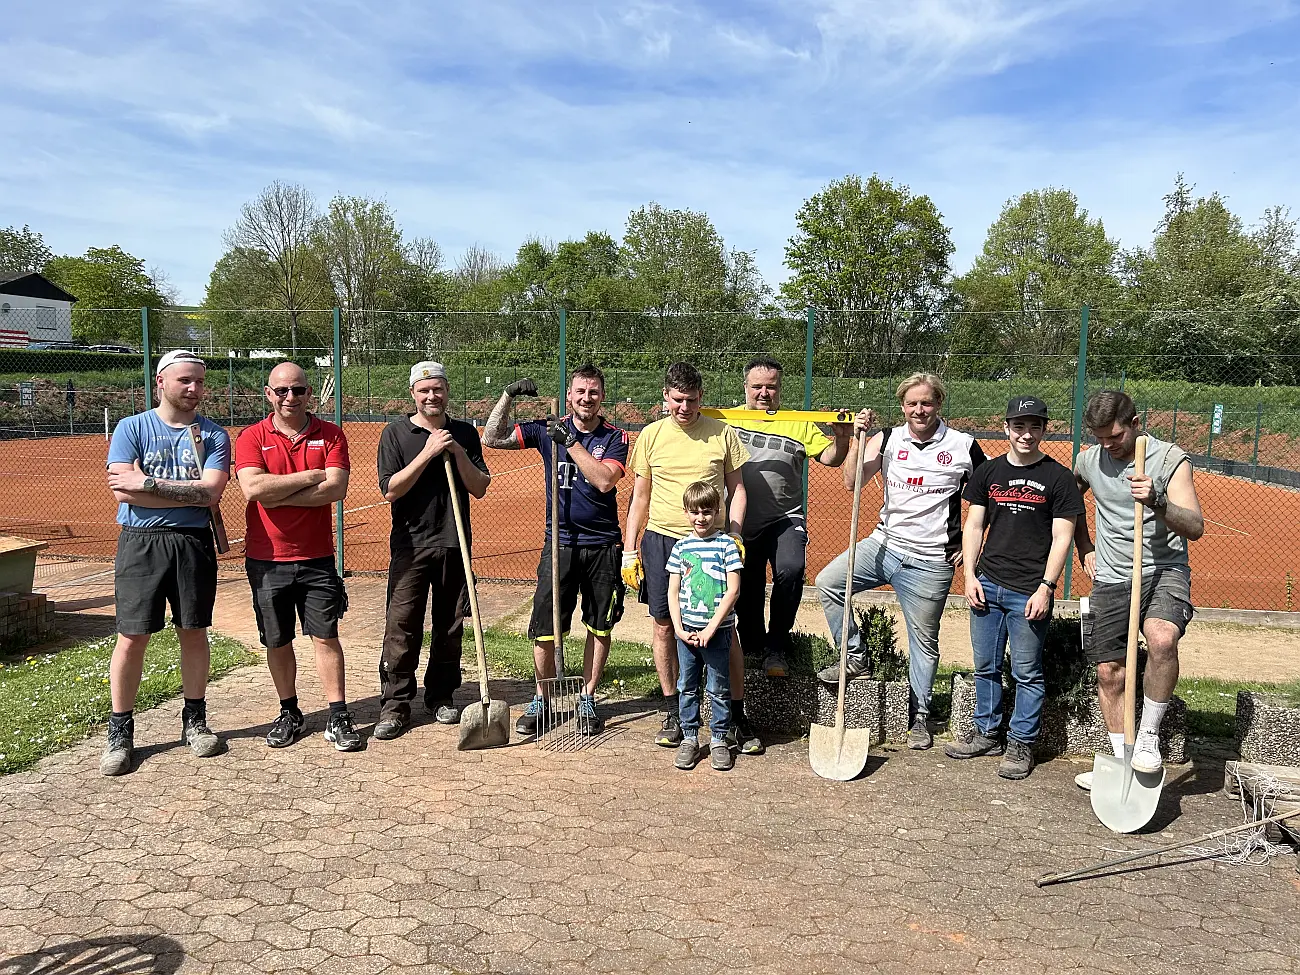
left=409, top=361, right=447, bottom=386
left=156, top=349, right=206, bottom=376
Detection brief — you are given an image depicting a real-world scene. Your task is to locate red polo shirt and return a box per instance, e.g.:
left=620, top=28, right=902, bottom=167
left=233, top=415, right=350, bottom=561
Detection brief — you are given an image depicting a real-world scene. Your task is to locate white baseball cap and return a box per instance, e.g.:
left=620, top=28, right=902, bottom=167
left=409, top=361, right=448, bottom=387
left=156, top=350, right=207, bottom=376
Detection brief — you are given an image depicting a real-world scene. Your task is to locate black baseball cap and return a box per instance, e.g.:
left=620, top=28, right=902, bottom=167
left=1006, top=395, right=1049, bottom=420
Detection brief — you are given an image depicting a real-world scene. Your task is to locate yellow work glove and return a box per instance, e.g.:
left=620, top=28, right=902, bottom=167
left=728, top=533, right=747, bottom=562
left=621, top=550, right=644, bottom=591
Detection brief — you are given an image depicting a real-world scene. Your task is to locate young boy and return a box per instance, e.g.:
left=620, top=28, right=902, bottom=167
left=666, top=481, right=744, bottom=772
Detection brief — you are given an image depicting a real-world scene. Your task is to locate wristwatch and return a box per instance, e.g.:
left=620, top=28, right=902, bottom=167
left=142, top=476, right=157, bottom=493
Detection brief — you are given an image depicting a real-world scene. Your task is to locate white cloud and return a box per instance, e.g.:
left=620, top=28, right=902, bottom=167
left=1, top=0, right=1297, bottom=303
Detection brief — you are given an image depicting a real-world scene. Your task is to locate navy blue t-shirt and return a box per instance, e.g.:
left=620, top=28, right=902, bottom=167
left=516, top=416, right=628, bottom=547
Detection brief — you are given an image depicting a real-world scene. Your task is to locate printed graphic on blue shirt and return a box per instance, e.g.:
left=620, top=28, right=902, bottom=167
left=107, top=412, right=231, bottom=529
left=665, top=533, right=743, bottom=630
left=518, top=417, right=628, bottom=546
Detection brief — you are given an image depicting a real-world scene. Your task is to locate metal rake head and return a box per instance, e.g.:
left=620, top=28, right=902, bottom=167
left=535, top=675, right=586, bottom=751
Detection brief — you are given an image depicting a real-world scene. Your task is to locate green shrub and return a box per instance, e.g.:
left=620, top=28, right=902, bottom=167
left=783, top=605, right=906, bottom=681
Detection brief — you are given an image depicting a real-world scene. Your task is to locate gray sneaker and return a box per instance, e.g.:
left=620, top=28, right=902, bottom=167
left=182, top=709, right=221, bottom=758
left=907, top=716, right=933, bottom=750
left=943, top=733, right=1004, bottom=760
left=816, top=653, right=871, bottom=685
left=100, top=717, right=134, bottom=776
left=710, top=742, right=734, bottom=771
left=674, top=738, right=699, bottom=770
left=433, top=702, right=461, bottom=725
left=998, top=739, right=1035, bottom=780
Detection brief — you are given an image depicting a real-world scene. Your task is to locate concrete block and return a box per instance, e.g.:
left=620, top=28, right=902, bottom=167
left=1236, top=691, right=1300, bottom=765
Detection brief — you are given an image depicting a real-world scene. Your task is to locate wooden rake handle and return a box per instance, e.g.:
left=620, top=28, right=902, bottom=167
left=445, top=453, right=489, bottom=706
left=1124, top=436, right=1148, bottom=747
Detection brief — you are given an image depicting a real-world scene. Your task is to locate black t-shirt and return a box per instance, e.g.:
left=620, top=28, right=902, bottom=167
left=377, top=416, right=489, bottom=552
left=963, top=454, right=1085, bottom=595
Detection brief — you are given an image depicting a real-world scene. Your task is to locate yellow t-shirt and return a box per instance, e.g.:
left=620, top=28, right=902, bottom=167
left=631, top=415, right=750, bottom=538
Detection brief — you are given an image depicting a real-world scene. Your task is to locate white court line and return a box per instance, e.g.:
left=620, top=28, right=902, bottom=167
left=1204, top=517, right=1251, bottom=537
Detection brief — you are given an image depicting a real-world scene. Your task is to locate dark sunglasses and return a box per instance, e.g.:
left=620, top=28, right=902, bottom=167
left=269, top=385, right=309, bottom=398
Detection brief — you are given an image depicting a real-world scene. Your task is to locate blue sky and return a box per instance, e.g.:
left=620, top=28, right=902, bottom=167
left=4, top=0, right=1298, bottom=304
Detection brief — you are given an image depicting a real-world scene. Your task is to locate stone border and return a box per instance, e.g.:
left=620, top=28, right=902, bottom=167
left=1235, top=690, right=1300, bottom=765
left=701, top=672, right=910, bottom=745
left=949, top=673, right=1188, bottom=763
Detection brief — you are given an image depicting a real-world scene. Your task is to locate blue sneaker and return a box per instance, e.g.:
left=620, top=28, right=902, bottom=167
left=575, top=694, right=605, bottom=735
left=515, top=695, right=545, bottom=736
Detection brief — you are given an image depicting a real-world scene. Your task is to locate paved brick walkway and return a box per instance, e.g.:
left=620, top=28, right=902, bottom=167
left=3, top=566, right=1298, bottom=974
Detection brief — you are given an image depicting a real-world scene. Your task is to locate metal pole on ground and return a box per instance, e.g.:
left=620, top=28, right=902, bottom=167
left=803, top=307, right=815, bottom=522
left=558, top=309, right=567, bottom=406
left=141, top=308, right=152, bottom=410
left=1252, top=403, right=1263, bottom=481
left=1064, top=304, right=1090, bottom=601
left=333, top=308, right=345, bottom=577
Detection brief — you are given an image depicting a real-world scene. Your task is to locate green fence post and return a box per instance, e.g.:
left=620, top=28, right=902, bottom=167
left=462, top=362, right=468, bottom=418
left=1207, top=411, right=1215, bottom=459
left=1171, top=401, right=1179, bottom=444
left=1064, top=304, right=1090, bottom=601
left=228, top=354, right=234, bottom=426
left=1252, top=402, right=1263, bottom=480
left=802, top=307, right=815, bottom=521
left=141, top=308, right=152, bottom=410
left=558, top=308, right=568, bottom=406
left=333, top=308, right=345, bottom=577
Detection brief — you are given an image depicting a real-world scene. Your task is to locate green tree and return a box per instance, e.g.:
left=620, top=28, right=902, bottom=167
left=45, top=246, right=168, bottom=346
left=781, top=175, right=954, bottom=376
left=203, top=246, right=304, bottom=350
left=313, top=196, right=407, bottom=345
left=1120, top=175, right=1300, bottom=381
left=222, top=182, right=328, bottom=348
left=953, top=189, right=1118, bottom=359
left=0, top=225, right=53, bottom=277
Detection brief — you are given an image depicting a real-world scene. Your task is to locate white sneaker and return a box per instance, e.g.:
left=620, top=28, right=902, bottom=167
left=1131, top=730, right=1163, bottom=774
left=1075, top=771, right=1092, bottom=791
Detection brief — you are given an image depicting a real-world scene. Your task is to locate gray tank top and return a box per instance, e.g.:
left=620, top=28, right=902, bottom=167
left=1074, top=435, right=1190, bottom=584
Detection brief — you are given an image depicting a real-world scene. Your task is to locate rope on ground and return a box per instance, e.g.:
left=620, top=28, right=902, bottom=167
left=1185, top=767, right=1295, bottom=866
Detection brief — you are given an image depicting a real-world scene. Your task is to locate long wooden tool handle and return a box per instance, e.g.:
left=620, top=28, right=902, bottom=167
left=186, top=421, right=230, bottom=554
left=551, top=431, right=565, bottom=674
left=445, top=454, right=489, bottom=706
left=1124, top=435, right=1148, bottom=747
left=836, top=429, right=869, bottom=731
left=1036, top=806, right=1300, bottom=887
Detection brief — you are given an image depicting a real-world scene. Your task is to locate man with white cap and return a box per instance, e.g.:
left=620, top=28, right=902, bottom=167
left=374, top=361, right=491, bottom=740
left=101, top=350, right=231, bottom=775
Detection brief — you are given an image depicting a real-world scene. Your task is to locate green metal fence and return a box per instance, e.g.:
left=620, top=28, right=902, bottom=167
left=2, top=305, right=1299, bottom=611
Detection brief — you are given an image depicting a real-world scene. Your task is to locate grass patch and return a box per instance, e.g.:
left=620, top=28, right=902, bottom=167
left=482, top=626, right=663, bottom=699
left=1178, top=675, right=1300, bottom=738
left=0, top=630, right=256, bottom=775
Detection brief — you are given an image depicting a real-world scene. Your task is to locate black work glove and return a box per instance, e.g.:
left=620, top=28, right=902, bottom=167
left=505, top=378, right=538, bottom=398
left=547, top=416, right=577, bottom=447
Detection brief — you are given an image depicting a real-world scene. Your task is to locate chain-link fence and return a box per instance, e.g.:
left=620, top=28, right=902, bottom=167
left=1, top=306, right=1297, bottom=611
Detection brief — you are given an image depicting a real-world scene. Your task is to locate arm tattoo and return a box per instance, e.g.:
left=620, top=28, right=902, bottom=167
left=482, top=393, right=520, bottom=449
left=154, top=480, right=212, bottom=505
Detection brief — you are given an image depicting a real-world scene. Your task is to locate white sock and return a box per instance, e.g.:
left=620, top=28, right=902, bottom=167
left=1108, top=732, right=1125, bottom=758
left=1139, top=697, right=1169, bottom=736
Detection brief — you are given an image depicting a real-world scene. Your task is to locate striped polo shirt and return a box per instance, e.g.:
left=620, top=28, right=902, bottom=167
left=874, top=421, right=986, bottom=562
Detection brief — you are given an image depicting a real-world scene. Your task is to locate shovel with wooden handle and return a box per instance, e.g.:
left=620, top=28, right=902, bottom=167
left=1090, top=435, right=1165, bottom=832
left=810, top=427, right=873, bottom=781
left=447, top=453, right=510, bottom=750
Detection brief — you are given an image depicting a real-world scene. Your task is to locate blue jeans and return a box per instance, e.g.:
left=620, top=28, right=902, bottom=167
left=969, top=576, right=1049, bottom=744
left=816, top=533, right=954, bottom=718
left=677, top=625, right=733, bottom=742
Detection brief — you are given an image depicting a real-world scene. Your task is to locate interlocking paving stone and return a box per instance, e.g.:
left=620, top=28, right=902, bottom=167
left=4, top=572, right=1299, bottom=974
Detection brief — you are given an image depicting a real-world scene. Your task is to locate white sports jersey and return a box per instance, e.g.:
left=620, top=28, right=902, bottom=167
left=874, top=421, right=985, bottom=562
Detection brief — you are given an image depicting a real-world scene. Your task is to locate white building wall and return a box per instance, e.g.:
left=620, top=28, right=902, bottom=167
left=0, top=295, right=74, bottom=346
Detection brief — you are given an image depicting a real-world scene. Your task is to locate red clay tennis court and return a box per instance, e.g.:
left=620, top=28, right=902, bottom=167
left=2, top=426, right=1296, bottom=611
